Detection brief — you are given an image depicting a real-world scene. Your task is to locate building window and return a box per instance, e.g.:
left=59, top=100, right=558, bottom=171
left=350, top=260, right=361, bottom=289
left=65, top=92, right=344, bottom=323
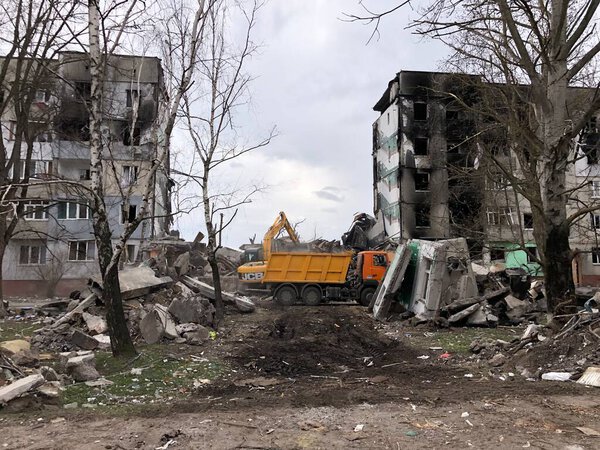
left=121, top=204, right=138, bottom=224
left=8, top=121, right=17, bottom=140
left=414, top=137, right=428, bottom=155
left=79, top=169, right=91, bottom=180
left=414, top=171, right=430, bottom=191
left=592, top=213, right=600, bottom=229
left=23, top=201, right=49, bottom=220
left=122, top=165, right=139, bottom=186
left=414, top=102, right=427, bottom=121
left=592, top=248, right=600, bottom=265
left=489, top=174, right=510, bottom=190
left=75, top=82, right=91, bottom=100
left=19, top=243, right=46, bottom=265
left=122, top=125, right=141, bottom=146
left=58, top=202, right=89, bottom=220
left=126, top=89, right=139, bottom=108
left=487, top=208, right=514, bottom=225
left=34, top=89, right=50, bottom=103
left=415, top=204, right=430, bottom=228
left=523, top=213, right=534, bottom=230
left=583, top=133, right=600, bottom=164
left=68, top=241, right=95, bottom=261
left=592, top=181, right=600, bottom=198
left=126, top=244, right=136, bottom=263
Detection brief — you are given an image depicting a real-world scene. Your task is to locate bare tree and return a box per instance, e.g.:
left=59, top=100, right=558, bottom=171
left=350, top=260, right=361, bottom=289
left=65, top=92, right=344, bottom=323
left=0, top=0, right=82, bottom=317
left=182, top=0, right=274, bottom=323
left=347, top=1, right=600, bottom=313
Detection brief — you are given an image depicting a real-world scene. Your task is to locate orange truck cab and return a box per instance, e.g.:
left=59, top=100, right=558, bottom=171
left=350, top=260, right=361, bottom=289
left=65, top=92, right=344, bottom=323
left=262, top=250, right=392, bottom=306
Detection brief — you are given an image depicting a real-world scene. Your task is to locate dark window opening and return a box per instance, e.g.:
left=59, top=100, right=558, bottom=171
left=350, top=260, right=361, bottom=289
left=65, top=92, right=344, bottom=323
left=122, top=204, right=138, bottom=223
left=415, top=204, right=430, bottom=228
left=526, top=247, right=538, bottom=263
left=122, top=125, right=141, bottom=146
left=56, top=120, right=89, bottom=141
left=592, top=247, right=600, bottom=265
left=592, top=214, right=600, bottom=229
left=75, top=82, right=91, bottom=100
left=414, top=137, right=428, bottom=156
left=414, top=172, right=430, bottom=191
left=414, top=103, right=427, bottom=121
left=583, top=133, right=600, bottom=164
left=126, top=89, right=139, bottom=108
left=523, top=213, right=534, bottom=229
left=490, top=248, right=505, bottom=262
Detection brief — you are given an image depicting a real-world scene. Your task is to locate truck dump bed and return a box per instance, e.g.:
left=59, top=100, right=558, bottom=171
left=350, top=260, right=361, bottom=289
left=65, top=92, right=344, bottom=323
left=262, top=252, right=353, bottom=284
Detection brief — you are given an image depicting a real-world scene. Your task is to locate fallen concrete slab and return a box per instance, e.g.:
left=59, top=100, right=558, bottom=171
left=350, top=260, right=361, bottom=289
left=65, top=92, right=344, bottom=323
left=448, top=303, right=481, bottom=323
left=0, top=374, right=45, bottom=404
left=154, top=305, right=178, bottom=339
left=51, top=293, right=96, bottom=329
left=0, top=340, right=31, bottom=355
left=140, top=308, right=165, bottom=344
left=118, top=267, right=173, bottom=300
left=181, top=276, right=255, bottom=312
left=373, top=244, right=411, bottom=321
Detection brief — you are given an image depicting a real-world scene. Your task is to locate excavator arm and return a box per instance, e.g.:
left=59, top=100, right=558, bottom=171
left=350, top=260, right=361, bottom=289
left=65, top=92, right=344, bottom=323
left=262, top=211, right=299, bottom=261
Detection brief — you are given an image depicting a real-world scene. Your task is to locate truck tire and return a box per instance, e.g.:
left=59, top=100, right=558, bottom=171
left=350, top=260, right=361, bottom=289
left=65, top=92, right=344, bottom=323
left=301, top=285, right=322, bottom=306
left=274, top=284, right=298, bottom=306
left=359, top=287, right=376, bottom=307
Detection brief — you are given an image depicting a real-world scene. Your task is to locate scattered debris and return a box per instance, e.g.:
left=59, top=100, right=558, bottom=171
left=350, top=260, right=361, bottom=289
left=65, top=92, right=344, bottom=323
left=541, top=372, right=573, bottom=382
left=576, top=367, right=600, bottom=387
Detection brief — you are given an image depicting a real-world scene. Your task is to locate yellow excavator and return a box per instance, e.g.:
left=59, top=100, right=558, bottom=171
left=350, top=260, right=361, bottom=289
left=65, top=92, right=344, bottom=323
left=237, top=211, right=300, bottom=285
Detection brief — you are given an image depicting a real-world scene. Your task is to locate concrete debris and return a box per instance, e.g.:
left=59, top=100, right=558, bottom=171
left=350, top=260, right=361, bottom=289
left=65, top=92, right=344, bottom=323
left=140, top=308, right=165, bottom=344
left=168, top=295, right=215, bottom=326
left=541, top=372, right=573, bottom=382
left=84, top=377, right=114, bottom=387
left=372, top=243, right=411, bottom=320
left=173, top=252, right=191, bottom=276
left=181, top=276, right=256, bottom=313
left=576, top=367, right=600, bottom=387
left=36, top=382, right=61, bottom=398
left=184, top=325, right=210, bottom=345
left=117, top=266, right=174, bottom=300
left=0, top=339, right=31, bottom=355
left=71, top=330, right=99, bottom=350
left=0, top=374, right=45, bottom=404
left=448, top=304, right=481, bottom=324
left=154, top=304, right=179, bottom=339
left=175, top=323, right=199, bottom=334
left=82, top=312, right=108, bottom=335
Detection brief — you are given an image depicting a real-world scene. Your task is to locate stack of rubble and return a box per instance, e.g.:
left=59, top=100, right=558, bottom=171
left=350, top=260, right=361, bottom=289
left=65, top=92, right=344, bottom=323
left=30, top=265, right=255, bottom=352
left=470, top=308, right=600, bottom=382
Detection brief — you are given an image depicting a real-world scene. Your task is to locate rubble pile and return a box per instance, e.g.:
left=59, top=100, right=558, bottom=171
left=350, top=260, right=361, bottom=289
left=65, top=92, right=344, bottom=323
left=470, top=309, right=600, bottom=380
left=28, top=262, right=255, bottom=352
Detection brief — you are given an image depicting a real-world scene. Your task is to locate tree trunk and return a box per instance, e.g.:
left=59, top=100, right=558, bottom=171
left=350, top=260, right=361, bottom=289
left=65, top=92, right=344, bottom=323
left=543, top=221, right=574, bottom=312
left=102, top=261, right=136, bottom=357
left=0, top=239, right=7, bottom=318
left=208, top=254, right=224, bottom=325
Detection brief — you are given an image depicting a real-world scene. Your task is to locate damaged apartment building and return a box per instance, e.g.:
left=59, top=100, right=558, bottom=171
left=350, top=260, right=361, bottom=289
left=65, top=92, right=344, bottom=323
left=1, top=52, right=170, bottom=297
left=372, top=70, right=600, bottom=285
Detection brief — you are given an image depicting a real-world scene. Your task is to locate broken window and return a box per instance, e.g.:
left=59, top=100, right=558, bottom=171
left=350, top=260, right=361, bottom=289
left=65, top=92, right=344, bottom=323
left=592, top=213, right=600, bottom=229
left=487, top=208, right=514, bottom=225
left=126, top=244, right=136, bottom=263
left=415, top=204, right=430, bottom=228
left=486, top=210, right=500, bottom=225
left=121, top=204, right=138, bottom=224
left=19, top=243, right=46, bottom=265
left=68, top=241, right=95, bottom=261
left=126, top=89, right=139, bottom=108
left=79, top=169, right=91, bottom=180
left=414, top=102, right=427, bottom=121
left=523, top=213, right=534, bottom=230
left=489, top=173, right=509, bottom=190
left=122, top=125, right=141, bottom=146
left=414, top=137, right=428, bottom=156
left=75, top=82, right=91, bottom=101
left=414, top=171, right=430, bottom=191
left=582, top=133, right=600, bottom=165
left=122, top=165, right=139, bottom=186
left=592, top=248, right=600, bottom=265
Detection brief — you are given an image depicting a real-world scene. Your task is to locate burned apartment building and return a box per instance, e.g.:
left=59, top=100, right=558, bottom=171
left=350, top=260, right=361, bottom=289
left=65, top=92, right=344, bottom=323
left=372, top=70, right=600, bottom=285
left=1, top=52, right=170, bottom=297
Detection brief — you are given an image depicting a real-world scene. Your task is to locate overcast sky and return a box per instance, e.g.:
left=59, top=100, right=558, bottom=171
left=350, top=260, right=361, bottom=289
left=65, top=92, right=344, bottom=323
left=173, top=0, right=448, bottom=248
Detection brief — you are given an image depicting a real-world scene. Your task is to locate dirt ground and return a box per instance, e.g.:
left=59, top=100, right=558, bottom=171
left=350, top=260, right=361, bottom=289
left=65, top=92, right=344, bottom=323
left=2, top=301, right=600, bottom=449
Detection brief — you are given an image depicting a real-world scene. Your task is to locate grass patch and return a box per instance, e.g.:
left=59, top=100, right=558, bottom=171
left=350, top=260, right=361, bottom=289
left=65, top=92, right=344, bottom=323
left=404, top=326, right=525, bottom=355
left=0, top=318, right=39, bottom=342
left=63, top=344, right=226, bottom=410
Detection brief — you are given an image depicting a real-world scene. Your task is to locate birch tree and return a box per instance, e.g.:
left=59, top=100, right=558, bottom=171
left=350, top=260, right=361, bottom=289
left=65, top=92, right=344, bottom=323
left=182, top=0, right=273, bottom=323
left=347, top=0, right=600, bottom=313
left=0, top=0, right=82, bottom=317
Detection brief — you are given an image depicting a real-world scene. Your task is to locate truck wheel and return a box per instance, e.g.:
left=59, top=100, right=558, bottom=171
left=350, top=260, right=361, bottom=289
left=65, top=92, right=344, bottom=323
left=359, top=287, right=376, bottom=307
left=302, top=285, right=322, bottom=306
left=274, top=284, right=298, bottom=306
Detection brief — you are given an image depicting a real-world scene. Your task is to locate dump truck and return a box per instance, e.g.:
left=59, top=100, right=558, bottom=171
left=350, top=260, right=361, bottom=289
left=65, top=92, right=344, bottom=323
left=237, top=211, right=300, bottom=285
left=262, top=250, right=392, bottom=305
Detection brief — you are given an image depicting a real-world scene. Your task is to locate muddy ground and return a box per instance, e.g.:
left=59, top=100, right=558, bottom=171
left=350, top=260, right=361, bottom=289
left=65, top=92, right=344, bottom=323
left=2, top=302, right=600, bottom=449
